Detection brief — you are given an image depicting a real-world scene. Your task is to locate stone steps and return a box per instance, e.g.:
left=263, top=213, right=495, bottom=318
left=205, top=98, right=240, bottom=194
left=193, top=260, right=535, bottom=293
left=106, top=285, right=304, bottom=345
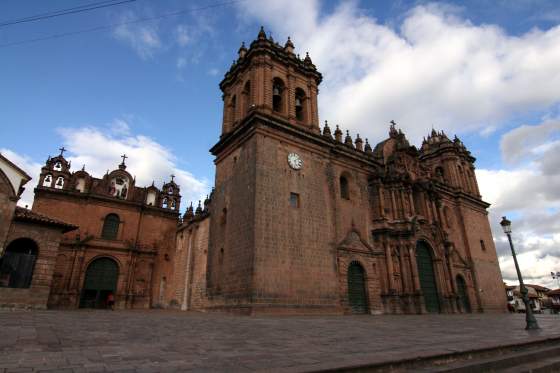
left=314, top=338, right=560, bottom=372
left=415, top=343, right=560, bottom=372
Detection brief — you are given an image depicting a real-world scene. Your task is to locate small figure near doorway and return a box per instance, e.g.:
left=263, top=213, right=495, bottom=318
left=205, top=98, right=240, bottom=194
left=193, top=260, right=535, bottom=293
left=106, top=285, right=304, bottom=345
left=107, top=292, right=115, bottom=310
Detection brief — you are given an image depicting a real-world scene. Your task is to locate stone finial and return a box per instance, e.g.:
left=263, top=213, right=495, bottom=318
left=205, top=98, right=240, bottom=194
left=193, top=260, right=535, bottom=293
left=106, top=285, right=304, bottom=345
left=334, top=125, right=343, bottom=142
left=304, top=52, right=312, bottom=65
left=258, top=26, right=266, bottom=40
left=195, top=200, right=203, bottom=216
left=284, top=36, right=294, bottom=54
left=203, top=195, right=210, bottom=211
left=389, top=120, right=398, bottom=138
left=238, top=41, right=247, bottom=59
left=344, top=130, right=354, bottom=147
left=183, top=202, right=194, bottom=221
left=355, top=134, right=363, bottom=151
left=322, top=120, right=332, bottom=139
left=364, top=138, right=372, bottom=154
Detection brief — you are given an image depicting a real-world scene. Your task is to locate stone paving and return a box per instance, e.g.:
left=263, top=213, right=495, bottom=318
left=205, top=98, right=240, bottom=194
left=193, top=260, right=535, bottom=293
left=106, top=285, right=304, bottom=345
left=1, top=310, right=560, bottom=372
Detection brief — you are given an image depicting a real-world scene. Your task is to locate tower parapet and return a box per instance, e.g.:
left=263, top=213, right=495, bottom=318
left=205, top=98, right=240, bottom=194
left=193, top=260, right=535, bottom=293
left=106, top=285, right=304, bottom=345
left=219, top=27, right=322, bottom=135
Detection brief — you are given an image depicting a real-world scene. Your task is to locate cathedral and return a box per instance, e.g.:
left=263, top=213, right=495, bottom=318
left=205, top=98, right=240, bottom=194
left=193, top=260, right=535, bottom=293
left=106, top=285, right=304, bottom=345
left=0, top=28, right=507, bottom=314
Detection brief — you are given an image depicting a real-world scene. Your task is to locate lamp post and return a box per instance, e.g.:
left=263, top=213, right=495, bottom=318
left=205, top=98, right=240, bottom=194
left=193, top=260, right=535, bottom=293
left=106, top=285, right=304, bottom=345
left=500, top=216, right=540, bottom=330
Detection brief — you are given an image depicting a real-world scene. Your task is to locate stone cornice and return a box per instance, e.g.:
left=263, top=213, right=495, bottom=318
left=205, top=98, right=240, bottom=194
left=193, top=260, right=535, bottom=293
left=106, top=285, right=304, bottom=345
left=210, top=111, right=383, bottom=170
left=34, top=187, right=179, bottom=219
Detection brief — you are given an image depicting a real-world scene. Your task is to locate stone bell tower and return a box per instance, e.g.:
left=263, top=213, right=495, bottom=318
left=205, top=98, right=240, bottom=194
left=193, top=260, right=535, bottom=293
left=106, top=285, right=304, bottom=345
left=207, top=28, right=340, bottom=314
left=219, top=26, right=322, bottom=136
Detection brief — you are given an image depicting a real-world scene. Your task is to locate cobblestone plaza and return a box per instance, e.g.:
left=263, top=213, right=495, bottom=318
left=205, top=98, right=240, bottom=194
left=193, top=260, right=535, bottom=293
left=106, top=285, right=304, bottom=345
left=2, top=310, right=560, bottom=372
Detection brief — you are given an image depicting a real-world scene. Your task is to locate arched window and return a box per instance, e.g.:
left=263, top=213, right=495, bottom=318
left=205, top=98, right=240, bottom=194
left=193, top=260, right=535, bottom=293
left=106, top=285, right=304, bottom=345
left=340, top=175, right=350, bottom=200
left=43, top=174, right=53, bottom=187
left=101, top=214, right=120, bottom=240
left=0, top=238, right=38, bottom=288
left=272, top=78, right=285, bottom=113
left=295, top=88, right=306, bottom=121
left=54, top=162, right=62, bottom=171
left=162, top=198, right=168, bottom=209
left=243, top=80, right=251, bottom=115
left=55, top=176, right=64, bottom=189
left=170, top=199, right=176, bottom=210
left=435, top=166, right=444, bottom=181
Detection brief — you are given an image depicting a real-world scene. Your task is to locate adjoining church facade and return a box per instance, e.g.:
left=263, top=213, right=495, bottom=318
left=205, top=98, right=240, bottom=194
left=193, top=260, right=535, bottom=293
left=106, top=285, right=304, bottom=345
left=1, top=29, right=507, bottom=314
left=31, top=152, right=180, bottom=309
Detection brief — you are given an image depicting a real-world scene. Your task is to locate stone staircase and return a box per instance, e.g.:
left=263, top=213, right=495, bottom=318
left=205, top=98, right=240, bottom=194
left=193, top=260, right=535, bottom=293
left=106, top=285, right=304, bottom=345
left=316, top=338, right=560, bottom=372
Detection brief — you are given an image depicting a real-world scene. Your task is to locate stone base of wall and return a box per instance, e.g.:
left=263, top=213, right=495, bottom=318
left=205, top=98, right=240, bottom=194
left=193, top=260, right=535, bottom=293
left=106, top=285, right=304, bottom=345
left=206, top=303, right=344, bottom=316
left=0, top=286, right=50, bottom=310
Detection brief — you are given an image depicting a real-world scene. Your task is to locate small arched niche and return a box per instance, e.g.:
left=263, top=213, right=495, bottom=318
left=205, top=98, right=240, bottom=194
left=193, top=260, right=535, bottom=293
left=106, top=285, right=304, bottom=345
left=340, top=175, right=350, bottom=200
left=43, top=174, right=53, bottom=187
left=272, top=78, right=285, bottom=113
left=54, top=176, right=64, bottom=189
left=295, top=88, right=306, bottom=122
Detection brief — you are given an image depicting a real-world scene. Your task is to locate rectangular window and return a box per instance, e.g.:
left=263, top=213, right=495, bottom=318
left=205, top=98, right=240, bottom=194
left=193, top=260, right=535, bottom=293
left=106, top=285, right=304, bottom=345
left=290, top=192, right=300, bottom=208
left=480, top=239, right=486, bottom=251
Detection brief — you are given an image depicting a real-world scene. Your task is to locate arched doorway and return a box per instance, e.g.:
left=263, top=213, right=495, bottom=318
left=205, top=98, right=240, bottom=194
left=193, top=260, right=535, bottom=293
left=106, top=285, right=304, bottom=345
left=80, top=257, right=118, bottom=309
left=0, top=238, right=38, bottom=288
left=456, top=275, right=471, bottom=313
left=416, top=241, right=440, bottom=313
left=347, top=261, right=368, bottom=314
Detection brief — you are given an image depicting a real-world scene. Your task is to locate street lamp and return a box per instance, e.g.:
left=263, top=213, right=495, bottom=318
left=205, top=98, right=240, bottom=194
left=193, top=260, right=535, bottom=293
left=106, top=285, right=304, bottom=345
left=500, top=216, right=540, bottom=330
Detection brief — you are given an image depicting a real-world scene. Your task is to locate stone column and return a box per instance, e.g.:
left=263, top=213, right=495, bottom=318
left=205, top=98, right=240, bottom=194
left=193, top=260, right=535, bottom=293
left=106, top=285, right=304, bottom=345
left=408, top=188, right=415, bottom=217
left=390, top=189, right=398, bottom=220
left=408, top=245, right=421, bottom=292
left=379, top=185, right=386, bottom=218
left=182, top=229, right=195, bottom=311
left=397, top=246, right=407, bottom=294
left=385, top=243, right=395, bottom=292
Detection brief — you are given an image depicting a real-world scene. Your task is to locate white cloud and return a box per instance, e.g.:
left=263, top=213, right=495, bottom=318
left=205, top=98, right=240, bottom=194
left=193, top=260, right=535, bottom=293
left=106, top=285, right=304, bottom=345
left=477, top=116, right=560, bottom=289
left=176, top=57, right=187, bottom=69
left=3, top=120, right=209, bottom=212
left=58, top=121, right=209, bottom=207
left=175, top=25, right=191, bottom=47
left=113, top=12, right=162, bottom=59
left=500, top=118, right=560, bottom=164
left=236, top=1, right=560, bottom=143
left=0, top=149, right=42, bottom=208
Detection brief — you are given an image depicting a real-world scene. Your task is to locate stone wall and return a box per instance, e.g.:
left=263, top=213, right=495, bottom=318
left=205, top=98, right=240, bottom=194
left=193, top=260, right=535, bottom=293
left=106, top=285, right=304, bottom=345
left=0, top=221, right=64, bottom=309
left=172, top=217, right=209, bottom=311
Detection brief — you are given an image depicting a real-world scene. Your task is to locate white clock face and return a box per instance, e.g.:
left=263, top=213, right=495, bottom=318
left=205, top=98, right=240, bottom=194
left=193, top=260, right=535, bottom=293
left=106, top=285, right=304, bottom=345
left=287, top=152, right=303, bottom=170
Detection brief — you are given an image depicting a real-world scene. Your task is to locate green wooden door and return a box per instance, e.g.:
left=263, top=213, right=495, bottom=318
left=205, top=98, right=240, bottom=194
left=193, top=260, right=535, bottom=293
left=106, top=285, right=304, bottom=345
left=416, top=242, right=440, bottom=313
left=456, top=275, right=471, bottom=313
left=80, top=258, right=118, bottom=308
left=347, top=262, right=368, bottom=314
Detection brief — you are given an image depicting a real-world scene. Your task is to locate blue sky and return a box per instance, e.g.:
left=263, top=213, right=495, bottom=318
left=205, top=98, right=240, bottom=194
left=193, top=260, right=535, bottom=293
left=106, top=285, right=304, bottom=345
left=1, top=0, right=560, bottom=287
